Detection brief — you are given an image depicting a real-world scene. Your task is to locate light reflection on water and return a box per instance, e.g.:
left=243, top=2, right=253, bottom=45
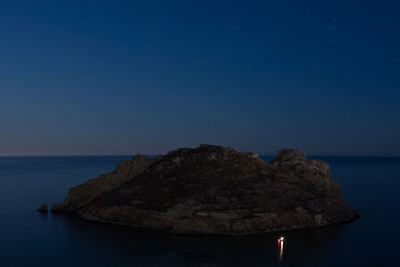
left=278, top=237, right=284, bottom=261
left=56, top=214, right=344, bottom=266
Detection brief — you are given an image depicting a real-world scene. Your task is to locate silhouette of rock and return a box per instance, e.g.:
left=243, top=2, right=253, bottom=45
left=52, top=145, right=358, bottom=234
left=51, top=154, right=154, bottom=213
left=38, top=204, right=48, bottom=213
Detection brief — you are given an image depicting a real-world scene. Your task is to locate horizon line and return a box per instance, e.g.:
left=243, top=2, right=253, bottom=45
left=0, top=153, right=399, bottom=158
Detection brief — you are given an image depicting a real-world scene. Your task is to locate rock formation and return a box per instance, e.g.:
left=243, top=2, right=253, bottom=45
left=52, top=145, right=358, bottom=234
left=52, top=154, right=154, bottom=212
left=38, top=203, right=48, bottom=213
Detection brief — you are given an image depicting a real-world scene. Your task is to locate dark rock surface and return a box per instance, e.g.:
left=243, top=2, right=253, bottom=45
left=52, top=145, right=358, bottom=234
left=38, top=204, right=48, bottom=213
left=51, top=154, right=154, bottom=213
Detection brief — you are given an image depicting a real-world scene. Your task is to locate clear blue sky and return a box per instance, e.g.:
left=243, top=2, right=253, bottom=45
left=0, top=0, right=399, bottom=156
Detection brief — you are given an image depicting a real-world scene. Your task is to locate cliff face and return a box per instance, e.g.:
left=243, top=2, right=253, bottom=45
left=52, top=155, right=154, bottom=212
left=52, top=145, right=358, bottom=234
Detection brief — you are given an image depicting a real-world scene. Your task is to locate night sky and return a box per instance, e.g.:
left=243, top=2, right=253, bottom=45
left=0, top=0, right=399, bottom=156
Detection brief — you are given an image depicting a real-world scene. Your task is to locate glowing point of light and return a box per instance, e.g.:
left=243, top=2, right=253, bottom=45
left=277, top=236, right=285, bottom=261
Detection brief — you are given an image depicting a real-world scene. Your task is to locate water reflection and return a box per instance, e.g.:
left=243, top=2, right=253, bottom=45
left=278, top=237, right=284, bottom=261
left=55, top=214, right=346, bottom=266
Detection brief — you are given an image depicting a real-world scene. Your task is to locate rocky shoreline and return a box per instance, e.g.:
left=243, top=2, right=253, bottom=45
left=49, top=145, right=358, bottom=234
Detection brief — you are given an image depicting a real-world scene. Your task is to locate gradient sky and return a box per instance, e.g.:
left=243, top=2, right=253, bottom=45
left=0, top=0, right=399, bottom=156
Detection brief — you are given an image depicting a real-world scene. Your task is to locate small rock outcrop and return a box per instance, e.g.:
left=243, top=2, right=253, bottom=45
left=38, top=204, right=48, bottom=213
left=52, top=145, right=358, bottom=234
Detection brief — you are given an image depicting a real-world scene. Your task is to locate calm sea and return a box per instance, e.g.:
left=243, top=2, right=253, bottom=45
left=0, top=156, right=399, bottom=266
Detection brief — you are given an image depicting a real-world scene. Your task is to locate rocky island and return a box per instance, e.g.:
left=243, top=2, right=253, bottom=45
left=50, top=145, right=358, bottom=234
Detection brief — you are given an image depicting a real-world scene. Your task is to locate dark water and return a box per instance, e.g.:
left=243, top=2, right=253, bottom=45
left=0, top=156, right=399, bottom=266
